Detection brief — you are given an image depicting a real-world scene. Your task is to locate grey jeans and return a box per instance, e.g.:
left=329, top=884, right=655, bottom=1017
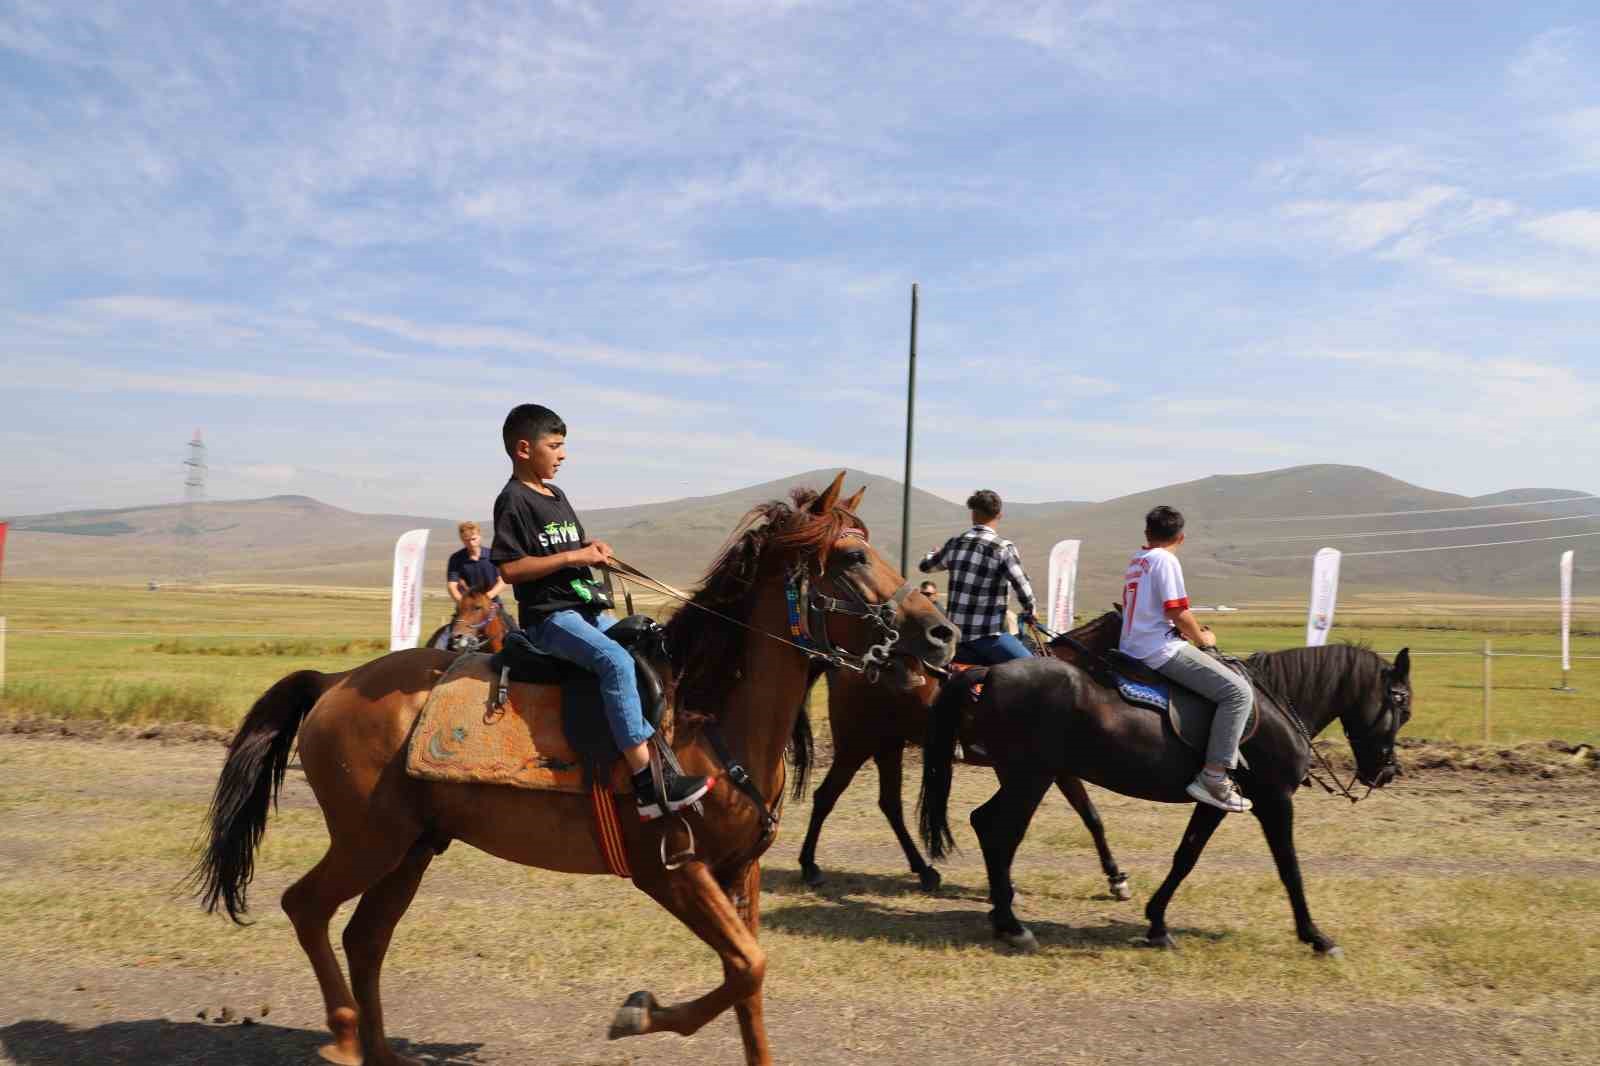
left=1156, top=643, right=1253, bottom=770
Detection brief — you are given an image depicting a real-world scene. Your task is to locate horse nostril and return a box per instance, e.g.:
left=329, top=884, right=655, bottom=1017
left=930, top=624, right=956, bottom=645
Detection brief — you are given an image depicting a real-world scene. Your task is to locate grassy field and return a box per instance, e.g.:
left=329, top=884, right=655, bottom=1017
left=0, top=581, right=1596, bottom=744
left=0, top=735, right=1595, bottom=1064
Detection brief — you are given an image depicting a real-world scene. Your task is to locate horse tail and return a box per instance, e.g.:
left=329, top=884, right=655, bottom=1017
left=189, top=669, right=331, bottom=924
left=789, top=660, right=827, bottom=800
left=918, top=667, right=985, bottom=860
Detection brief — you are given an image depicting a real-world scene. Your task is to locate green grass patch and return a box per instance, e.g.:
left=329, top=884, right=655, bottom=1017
left=0, top=677, right=231, bottom=726
left=148, top=637, right=389, bottom=657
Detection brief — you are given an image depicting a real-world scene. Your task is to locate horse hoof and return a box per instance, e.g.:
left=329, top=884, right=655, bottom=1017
left=1319, top=945, right=1345, bottom=960
left=801, top=866, right=825, bottom=889
left=1135, top=933, right=1177, bottom=950
left=1110, top=876, right=1133, bottom=902
left=918, top=867, right=943, bottom=893
left=317, top=1044, right=363, bottom=1066
left=607, top=991, right=658, bottom=1039
left=995, top=927, right=1038, bottom=954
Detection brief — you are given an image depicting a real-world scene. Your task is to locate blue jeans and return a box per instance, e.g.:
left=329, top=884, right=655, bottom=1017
left=953, top=632, right=1033, bottom=666
left=528, top=609, right=653, bottom=750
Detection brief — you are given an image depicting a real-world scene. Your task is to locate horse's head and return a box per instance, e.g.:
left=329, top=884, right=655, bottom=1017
left=448, top=590, right=507, bottom=653
left=1346, top=647, right=1412, bottom=788
left=797, top=474, right=958, bottom=691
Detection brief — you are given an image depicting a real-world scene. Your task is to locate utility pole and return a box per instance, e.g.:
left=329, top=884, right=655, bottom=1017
left=900, top=283, right=919, bottom=577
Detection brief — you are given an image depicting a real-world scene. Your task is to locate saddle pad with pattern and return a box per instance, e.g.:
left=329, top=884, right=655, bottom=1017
left=1112, top=672, right=1169, bottom=712
left=1106, top=655, right=1259, bottom=768
left=407, top=653, right=632, bottom=795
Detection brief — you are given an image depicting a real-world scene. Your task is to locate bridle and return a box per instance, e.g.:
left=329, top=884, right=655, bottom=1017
left=610, top=530, right=920, bottom=682
left=447, top=603, right=501, bottom=652
left=790, top=531, right=917, bottom=681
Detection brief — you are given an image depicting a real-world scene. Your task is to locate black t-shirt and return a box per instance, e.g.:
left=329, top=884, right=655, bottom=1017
left=490, top=479, right=598, bottom=622
left=446, top=548, right=500, bottom=596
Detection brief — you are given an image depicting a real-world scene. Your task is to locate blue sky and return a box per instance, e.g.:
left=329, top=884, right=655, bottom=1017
left=3, top=1, right=1598, bottom=519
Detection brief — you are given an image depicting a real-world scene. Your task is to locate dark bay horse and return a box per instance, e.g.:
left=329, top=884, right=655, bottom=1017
left=424, top=588, right=511, bottom=653
left=191, top=474, right=956, bottom=1066
left=799, top=657, right=1131, bottom=900
left=920, top=610, right=1411, bottom=956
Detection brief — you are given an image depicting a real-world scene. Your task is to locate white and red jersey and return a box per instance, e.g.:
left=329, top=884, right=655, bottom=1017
left=1119, top=546, right=1190, bottom=666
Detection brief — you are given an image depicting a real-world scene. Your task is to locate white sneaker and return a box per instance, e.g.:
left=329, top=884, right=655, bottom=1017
left=1186, top=771, right=1252, bottom=813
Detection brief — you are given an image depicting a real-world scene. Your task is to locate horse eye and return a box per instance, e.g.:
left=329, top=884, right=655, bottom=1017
left=845, top=549, right=869, bottom=565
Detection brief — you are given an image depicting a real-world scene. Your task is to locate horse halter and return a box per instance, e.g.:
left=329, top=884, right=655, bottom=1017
left=448, top=608, right=498, bottom=652
left=788, top=530, right=916, bottom=682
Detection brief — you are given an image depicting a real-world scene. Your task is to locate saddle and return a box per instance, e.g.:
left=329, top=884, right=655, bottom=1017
left=406, top=615, right=671, bottom=795
left=1102, top=648, right=1260, bottom=766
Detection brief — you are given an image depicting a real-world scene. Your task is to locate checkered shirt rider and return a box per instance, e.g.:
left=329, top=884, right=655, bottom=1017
left=919, top=525, right=1037, bottom=641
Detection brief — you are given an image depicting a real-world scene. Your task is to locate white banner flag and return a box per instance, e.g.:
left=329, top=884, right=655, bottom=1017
left=1305, top=547, right=1341, bottom=647
left=1560, top=550, right=1574, bottom=673
left=1047, top=539, right=1081, bottom=632
left=390, top=528, right=431, bottom=651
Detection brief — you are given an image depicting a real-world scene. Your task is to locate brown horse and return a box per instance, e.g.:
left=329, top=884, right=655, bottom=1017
left=423, top=588, right=511, bottom=653
left=191, top=473, right=956, bottom=1066
left=798, top=658, right=1131, bottom=899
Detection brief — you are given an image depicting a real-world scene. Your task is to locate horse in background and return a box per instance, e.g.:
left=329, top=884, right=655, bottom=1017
left=920, top=609, right=1411, bottom=955
left=798, top=629, right=1132, bottom=900
left=425, top=588, right=511, bottom=654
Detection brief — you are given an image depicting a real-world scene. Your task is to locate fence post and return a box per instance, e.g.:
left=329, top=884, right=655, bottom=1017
left=1481, top=639, right=1492, bottom=743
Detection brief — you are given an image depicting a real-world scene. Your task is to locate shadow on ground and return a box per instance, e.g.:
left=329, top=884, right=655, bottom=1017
left=0, top=1019, right=484, bottom=1066
left=762, top=890, right=1225, bottom=953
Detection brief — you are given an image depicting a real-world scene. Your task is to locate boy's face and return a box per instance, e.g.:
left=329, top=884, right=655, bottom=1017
left=515, top=433, right=566, bottom=481
left=461, top=530, right=481, bottom=552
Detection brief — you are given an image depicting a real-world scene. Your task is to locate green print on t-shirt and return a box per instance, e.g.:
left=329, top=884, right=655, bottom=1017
left=570, top=578, right=594, bottom=603
left=538, top=520, right=581, bottom=549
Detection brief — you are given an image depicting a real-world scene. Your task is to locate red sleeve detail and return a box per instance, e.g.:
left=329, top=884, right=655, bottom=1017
left=1163, top=597, right=1190, bottom=610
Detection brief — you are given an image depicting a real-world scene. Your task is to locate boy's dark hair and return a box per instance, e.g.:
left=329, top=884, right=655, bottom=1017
left=502, top=404, right=567, bottom=458
left=1145, top=505, right=1185, bottom=544
left=967, top=489, right=1002, bottom=519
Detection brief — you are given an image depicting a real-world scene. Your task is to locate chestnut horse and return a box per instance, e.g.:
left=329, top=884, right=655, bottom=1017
left=191, top=474, right=956, bottom=1066
left=423, top=588, right=511, bottom=654
left=798, top=648, right=1131, bottom=900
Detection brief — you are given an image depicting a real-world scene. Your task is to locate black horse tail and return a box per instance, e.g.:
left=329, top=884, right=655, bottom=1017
left=918, top=667, right=985, bottom=860
left=788, top=659, right=827, bottom=800
left=189, top=670, right=330, bottom=924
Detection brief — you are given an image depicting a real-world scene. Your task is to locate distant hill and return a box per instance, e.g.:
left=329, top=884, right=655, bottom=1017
left=3, top=466, right=1595, bottom=599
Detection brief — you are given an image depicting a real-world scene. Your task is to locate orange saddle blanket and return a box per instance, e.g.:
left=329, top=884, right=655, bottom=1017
left=406, top=653, right=635, bottom=794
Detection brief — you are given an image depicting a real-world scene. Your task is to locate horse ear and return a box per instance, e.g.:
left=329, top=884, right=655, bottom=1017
left=811, top=471, right=846, bottom=515
left=1393, top=647, right=1410, bottom=680
left=842, top=485, right=866, bottom=513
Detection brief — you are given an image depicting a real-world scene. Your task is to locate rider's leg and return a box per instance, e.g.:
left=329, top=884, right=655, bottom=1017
left=1156, top=644, right=1253, bottom=812
left=530, top=609, right=708, bottom=818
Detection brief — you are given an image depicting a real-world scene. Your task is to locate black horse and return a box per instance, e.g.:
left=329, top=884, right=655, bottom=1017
left=919, top=610, right=1411, bottom=956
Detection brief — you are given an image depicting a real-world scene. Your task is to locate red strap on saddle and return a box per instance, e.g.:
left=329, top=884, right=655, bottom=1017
left=590, top=780, right=632, bottom=878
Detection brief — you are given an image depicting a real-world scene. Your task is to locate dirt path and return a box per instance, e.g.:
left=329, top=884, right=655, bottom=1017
left=2, top=734, right=1595, bottom=1065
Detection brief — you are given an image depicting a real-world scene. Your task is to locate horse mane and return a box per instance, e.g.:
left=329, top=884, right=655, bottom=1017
left=663, top=487, right=864, bottom=716
left=1246, top=642, right=1381, bottom=714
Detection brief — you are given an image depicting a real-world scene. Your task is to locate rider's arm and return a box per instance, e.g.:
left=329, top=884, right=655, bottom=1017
left=918, top=539, right=950, bottom=573
left=1002, top=545, right=1037, bottom=620
left=486, top=576, right=508, bottom=600
left=446, top=578, right=465, bottom=603
left=497, top=544, right=608, bottom=584
left=1165, top=605, right=1215, bottom=648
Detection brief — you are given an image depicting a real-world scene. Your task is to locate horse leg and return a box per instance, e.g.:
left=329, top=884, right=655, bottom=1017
left=341, top=838, right=436, bottom=1066
left=797, top=748, right=869, bottom=888
left=729, top=860, right=770, bottom=1064
left=1142, top=803, right=1225, bottom=949
left=875, top=739, right=941, bottom=891
left=1055, top=774, right=1131, bottom=900
left=608, top=860, right=771, bottom=1065
left=281, top=837, right=409, bottom=1066
left=969, top=769, right=1054, bottom=952
left=1253, top=789, right=1340, bottom=956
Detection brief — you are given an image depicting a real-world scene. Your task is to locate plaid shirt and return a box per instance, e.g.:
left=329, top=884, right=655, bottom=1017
left=919, top=525, right=1037, bottom=641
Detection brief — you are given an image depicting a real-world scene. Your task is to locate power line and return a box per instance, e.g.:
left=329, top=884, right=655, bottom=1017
left=1250, top=529, right=1600, bottom=560
left=1217, top=493, right=1598, bottom=523
left=1243, top=512, right=1600, bottom=543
